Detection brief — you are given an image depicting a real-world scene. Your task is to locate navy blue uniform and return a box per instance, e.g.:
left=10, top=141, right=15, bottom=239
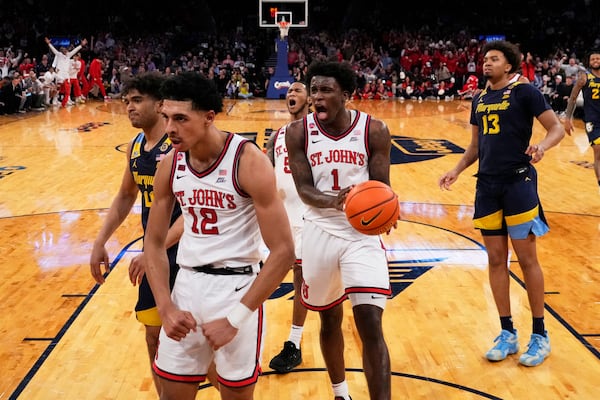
left=469, top=81, right=551, bottom=238
left=129, top=132, right=181, bottom=326
left=581, top=72, right=600, bottom=145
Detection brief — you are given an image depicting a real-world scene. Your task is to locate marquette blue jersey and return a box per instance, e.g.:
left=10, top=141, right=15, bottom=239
left=129, top=133, right=181, bottom=325
left=470, top=82, right=551, bottom=179
left=129, top=132, right=182, bottom=233
left=581, top=72, right=600, bottom=124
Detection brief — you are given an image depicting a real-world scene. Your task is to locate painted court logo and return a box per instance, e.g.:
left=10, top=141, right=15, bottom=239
left=77, top=121, right=110, bottom=132
left=390, top=135, right=464, bottom=164
left=0, top=166, right=26, bottom=179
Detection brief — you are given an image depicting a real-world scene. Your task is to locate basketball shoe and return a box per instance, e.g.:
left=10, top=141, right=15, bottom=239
left=485, top=329, right=519, bottom=361
left=519, top=332, right=550, bottom=367
left=269, top=341, right=302, bottom=373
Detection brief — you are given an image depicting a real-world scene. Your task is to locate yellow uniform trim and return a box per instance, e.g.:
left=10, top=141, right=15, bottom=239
left=136, top=307, right=162, bottom=327
left=505, top=205, right=539, bottom=227
left=474, top=209, right=504, bottom=230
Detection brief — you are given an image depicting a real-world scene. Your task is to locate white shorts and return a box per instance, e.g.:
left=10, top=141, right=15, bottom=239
left=153, top=267, right=265, bottom=387
left=300, top=220, right=390, bottom=310
left=292, top=225, right=303, bottom=265
left=260, top=225, right=303, bottom=266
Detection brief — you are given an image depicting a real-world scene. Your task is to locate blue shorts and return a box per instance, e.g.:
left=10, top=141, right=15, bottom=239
left=584, top=121, right=600, bottom=146
left=473, top=166, right=549, bottom=239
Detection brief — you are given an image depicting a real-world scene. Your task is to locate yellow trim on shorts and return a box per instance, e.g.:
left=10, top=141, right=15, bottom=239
left=474, top=209, right=503, bottom=230
left=505, top=205, right=539, bottom=227
left=136, top=307, right=162, bottom=327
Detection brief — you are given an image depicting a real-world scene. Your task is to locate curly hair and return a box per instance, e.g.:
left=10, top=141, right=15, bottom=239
left=305, top=60, right=357, bottom=95
left=481, top=40, right=522, bottom=74
left=121, top=71, right=165, bottom=100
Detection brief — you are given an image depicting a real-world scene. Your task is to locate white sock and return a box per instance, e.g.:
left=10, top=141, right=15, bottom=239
left=332, top=381, right=350, bottom=399
left=288, top=324, right=304, bottom=348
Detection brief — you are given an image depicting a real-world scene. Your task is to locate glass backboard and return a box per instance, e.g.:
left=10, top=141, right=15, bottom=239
left=259, top=0, right=308, bottom=28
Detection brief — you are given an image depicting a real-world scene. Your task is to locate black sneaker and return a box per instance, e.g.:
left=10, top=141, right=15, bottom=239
left=269, top=341, right=302, bottom=373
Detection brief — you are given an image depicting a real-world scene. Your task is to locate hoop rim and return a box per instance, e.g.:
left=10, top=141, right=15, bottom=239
left=277, top=20, right=290, bottom=37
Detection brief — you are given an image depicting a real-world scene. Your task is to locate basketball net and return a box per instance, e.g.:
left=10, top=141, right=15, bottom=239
left=278, top=20, right=290, bottom=40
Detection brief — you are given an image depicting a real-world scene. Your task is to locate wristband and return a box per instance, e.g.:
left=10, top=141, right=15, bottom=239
left=226, top=302, right=253, bottom=329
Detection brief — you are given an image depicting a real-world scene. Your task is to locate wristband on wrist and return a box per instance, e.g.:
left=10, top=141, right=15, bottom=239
left=226, top=302, right=253, bottom=329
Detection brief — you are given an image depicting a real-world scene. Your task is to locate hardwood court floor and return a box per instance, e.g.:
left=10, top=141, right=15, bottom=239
left=1, top=97, right=599, bottom=399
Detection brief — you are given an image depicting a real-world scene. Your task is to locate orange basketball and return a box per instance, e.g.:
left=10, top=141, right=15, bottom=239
left=344, top=180, right=400, bottom=235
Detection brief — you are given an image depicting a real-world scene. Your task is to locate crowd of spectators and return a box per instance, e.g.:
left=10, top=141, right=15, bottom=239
left=1, top=1, right=599, bottom=115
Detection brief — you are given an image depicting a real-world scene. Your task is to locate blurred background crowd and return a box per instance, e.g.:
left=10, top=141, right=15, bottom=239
left=1, top=0, right=599, bottom=115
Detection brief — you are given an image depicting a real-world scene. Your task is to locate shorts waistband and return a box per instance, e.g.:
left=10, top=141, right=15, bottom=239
left=192, top=264, right=254, bottom=275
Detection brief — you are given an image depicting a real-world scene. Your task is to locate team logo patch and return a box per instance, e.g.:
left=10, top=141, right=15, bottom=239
left=159, top=142, right=170, bottom=153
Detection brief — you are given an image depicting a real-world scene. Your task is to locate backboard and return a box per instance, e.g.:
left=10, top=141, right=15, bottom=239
left=259, top=0, right=308, bottom=28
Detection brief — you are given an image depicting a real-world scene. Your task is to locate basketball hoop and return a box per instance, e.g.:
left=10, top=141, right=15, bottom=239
left=277, top=20, right=290, bottom=40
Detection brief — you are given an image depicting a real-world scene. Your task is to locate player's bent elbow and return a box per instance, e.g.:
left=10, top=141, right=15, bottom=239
left=277, top=241, right=296, bottom=272
left=283, top=243, right=296, bottom=269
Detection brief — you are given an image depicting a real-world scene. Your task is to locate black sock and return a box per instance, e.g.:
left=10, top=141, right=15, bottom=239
left=500, top=316, right=515, bottom=333
left=533, top=317, right=546, bottom=336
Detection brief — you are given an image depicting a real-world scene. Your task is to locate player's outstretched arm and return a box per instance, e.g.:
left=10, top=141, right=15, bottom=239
left=564, top=71, right=587, bottom=135
left=90, top=140, right=139, bottom=284
left=526, top=109, right=565, bottom=163
left=439, top=125, right=479, bottom=190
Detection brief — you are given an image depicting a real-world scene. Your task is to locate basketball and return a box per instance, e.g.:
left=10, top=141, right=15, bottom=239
left=344, top=180, right=400, bottom=235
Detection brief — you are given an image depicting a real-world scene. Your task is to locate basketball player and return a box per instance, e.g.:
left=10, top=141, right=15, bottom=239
left=76, top=52, right=90, bottom=101
left=285, top=61, right=393, bottom=400
left=265, top=81, right=310, bottom=373
left=564, top=50, right=600, bottom=189
left=143, top=71, right=294, bottom=400
left=83, top=56, right=108, bottom=100
left=68, top=53, right=84, bottom=103
left=439, top=40, right=564, bottom=367
left=89, top=72, right=184, bottom=395
left=45, top=37, right=87, bottom=107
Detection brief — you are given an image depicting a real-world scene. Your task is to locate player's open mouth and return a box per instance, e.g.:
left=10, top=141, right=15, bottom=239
left=288, top=99, right=296, bottom=107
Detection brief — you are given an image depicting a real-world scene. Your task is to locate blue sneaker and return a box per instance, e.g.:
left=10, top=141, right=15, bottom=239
left=485, top=329, right=519, bottom=361
left=519, top=332, right=550, bottom=366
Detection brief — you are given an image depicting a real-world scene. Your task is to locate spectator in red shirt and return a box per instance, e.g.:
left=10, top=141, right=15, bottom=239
left=18, top=55, right=35, bottom=76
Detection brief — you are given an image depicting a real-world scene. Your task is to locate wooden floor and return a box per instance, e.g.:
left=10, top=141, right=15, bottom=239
left=1, top=97, right=599, bottom=400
